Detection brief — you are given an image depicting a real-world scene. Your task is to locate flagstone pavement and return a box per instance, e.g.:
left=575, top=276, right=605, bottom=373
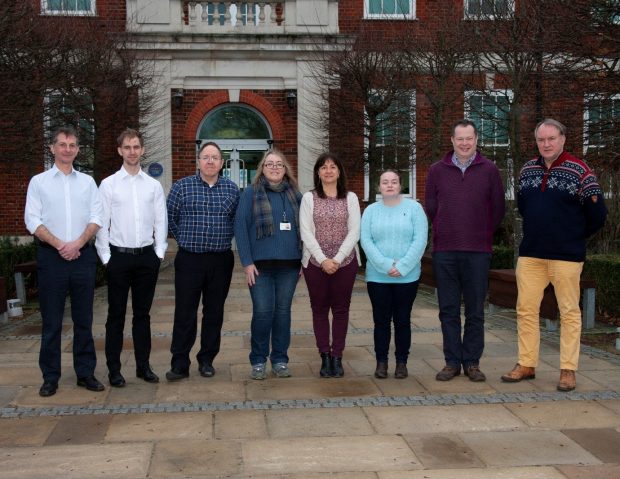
left=1, top=253, right=620, bottom=479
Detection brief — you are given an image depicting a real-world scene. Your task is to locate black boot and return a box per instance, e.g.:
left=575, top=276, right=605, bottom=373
left=320, top=352, right=332, bottom=378
left=332, top=356, right=344, bottom=378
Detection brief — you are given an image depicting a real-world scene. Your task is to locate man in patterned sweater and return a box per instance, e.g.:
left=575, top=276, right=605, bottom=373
left=501, top=119, right=607, bottom=391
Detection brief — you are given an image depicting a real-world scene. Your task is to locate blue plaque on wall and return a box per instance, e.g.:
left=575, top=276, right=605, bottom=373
left=147, top=162, right=164, bottom=178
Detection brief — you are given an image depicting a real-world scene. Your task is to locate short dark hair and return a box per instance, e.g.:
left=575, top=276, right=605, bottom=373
left=198, top=141, right=222, bottom=157
left=535, top=118, right=567, bottom=137
left=313, top=152, right=348, bottom=199
left=117, top=128, right=144, bottom=147
left=50, top=126, right=79, bottom=145
left=451, top=119, right=478, bottom=137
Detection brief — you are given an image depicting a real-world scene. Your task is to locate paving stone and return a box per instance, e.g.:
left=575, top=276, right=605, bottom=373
left=0, top=442, right=152, bottom=478
left=246, top=377, right=381, bottom=401
left=243, top=435, right=421, bottom=474
left=151, top=438, right=242, bottom=477
left=556, top=463, right=620, bottom=479
left=403, top=434, right=484, bottom=469
left=0, top=339, right=39, bottom=353
left=378, top=466, right=567, bottom=478
left=577, top=369, right=620, bottom=390
left=506, top=400, right=620, bottom=429
left=528, top=369, right=609, bottom=393
left=0, top=366, right=43, bottom=386
left=461, top=430, right=601, bottom=466
left=105, top=411, right=212, bottom=441
left=155, top=380, right=244, bottom=403
left=560, top=428, right=620, bottom=462
left=44, top=414, right=112, bottom=445
left=0, top=386, right=19, bottom=407
left=215, top=409, right=267, bottom=439
left=14, top=384, right=110, bottom=408
left=364, top=404, right=526, bottom=434
left=266, top=408, right=374, bottom=438
left=105, top=381, right=158, bottom=405
left=0, top=417, right=58, bottom=446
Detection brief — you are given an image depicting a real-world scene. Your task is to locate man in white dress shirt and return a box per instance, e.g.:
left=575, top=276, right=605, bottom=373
left=25, top=126, right=104, bottom=397
left=96, top=129, right=168, bottom=387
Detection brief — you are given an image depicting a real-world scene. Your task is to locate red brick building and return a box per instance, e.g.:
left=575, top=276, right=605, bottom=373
left=1, top=1, right=618, bottom=236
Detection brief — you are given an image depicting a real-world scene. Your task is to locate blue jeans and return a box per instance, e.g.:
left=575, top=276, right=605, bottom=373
left=249, top=267, right=299, bottom=365
left=433, top=251, right=491, bottom=370
left=367, top=281, right=419, bottom=363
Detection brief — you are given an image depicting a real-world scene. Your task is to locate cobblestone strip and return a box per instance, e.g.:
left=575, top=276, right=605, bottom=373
left=2, top=390, right=619, bottom=419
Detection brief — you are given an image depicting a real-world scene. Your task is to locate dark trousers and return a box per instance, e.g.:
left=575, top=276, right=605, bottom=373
left=170, top=249, right=234, bottom=371
left=105, top=247, right=160, bottom=373
left=432, top=251, right=491, bottom=370
left=303, top=260, right=358, bottom=358
left=367, top=281, right=419, bottom=363
left=37, top=245, right=97, bottom=382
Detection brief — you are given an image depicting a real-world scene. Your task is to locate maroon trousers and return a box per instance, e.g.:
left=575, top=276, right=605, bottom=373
left=303, top=260, right=358, bottom=358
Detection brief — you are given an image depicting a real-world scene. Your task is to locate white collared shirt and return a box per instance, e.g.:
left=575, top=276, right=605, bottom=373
left=24, top=164, right=103, bottom=241
left=95, top=165, right=168, bottom=264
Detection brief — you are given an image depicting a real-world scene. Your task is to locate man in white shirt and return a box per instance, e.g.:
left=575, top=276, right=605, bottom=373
left=95, top=129, right=168, bottom=387
left=25, top=126, right=104, bottom=397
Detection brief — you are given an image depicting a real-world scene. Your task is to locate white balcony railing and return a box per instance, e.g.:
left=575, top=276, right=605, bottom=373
left=127, top=0, right=338, bottom=35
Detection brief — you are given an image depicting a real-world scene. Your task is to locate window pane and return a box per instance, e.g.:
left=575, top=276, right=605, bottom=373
left=200, top=106, right=271, bottom=139
left=369, top=0, right=382, bottom=14
left=383, top=0, right=396, bottom=14
left=47, top=0, right=63, bottom=9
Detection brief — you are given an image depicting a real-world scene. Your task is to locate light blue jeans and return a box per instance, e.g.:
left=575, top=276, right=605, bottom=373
left=249, top=267, right=299, bottom=365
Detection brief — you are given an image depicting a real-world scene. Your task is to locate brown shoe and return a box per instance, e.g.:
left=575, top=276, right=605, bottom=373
left=501, top=363, right=536, bottom=383
left=465, top=365, right=486, bottom=382
left=394, top=362, right=408, bottom=379
left=374, top=361, right=388, bottom=379
left=557, top=369, right=576, bottom=392
left=435, top=365, right=461, bottom=381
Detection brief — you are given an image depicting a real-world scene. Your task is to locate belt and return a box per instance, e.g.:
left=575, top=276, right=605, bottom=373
left=110, top=244, right=154, bottom=255
left=37, top=240, right=91, bottom=252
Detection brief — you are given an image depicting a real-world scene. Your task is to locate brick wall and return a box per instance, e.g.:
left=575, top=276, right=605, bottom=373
left=172, top=89, right=298, bottom=182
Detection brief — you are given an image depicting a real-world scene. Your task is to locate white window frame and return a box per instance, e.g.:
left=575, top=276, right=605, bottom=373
left=583, top=93, right=620, bottom=154
left=364, top=90, right=417, bottom=201
left=464, top=89, right=513, bottom=148
left=364, top=0, right=416, bottom=20
left=41, top=0, right=96, bottom=16
left=463, top=0, right=514, bottom=20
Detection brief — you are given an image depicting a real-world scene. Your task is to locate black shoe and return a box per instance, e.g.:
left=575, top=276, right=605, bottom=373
left=331, top=356, right=344, bottom=378
left=394, top=362, right=408, bottom=379
left=108, top=371, right=126, bottom=388
left=77, top=375, right=105, bottom=392
left=165, top=368, right=189, bottom=381
left=198, top=363, right=215, bottom=378
left=136, top=366, right=159, bottom=383
left=319, top=352, right=332, bottom=378
left=39, top=381, right=58, bottom=397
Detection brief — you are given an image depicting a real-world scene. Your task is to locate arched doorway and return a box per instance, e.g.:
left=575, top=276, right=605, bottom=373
left=197, top=104, right=272, bottom=190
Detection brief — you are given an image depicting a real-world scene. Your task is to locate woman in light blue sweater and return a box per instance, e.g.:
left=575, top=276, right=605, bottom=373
left=234, top=149, right=302, bottom=380
left=360, top=170, right=428, bottom=379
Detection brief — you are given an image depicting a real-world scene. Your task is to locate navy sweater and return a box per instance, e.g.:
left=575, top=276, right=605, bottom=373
left=234, top=185, right=302, bottom=267
left=518, top=151, right=607, bottom=262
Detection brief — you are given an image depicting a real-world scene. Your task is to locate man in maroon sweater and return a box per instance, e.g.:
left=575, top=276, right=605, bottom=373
left=425, top=119, right=505, bottom=382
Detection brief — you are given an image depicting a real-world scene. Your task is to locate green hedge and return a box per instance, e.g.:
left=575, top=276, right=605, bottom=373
left=584, top=254, right=620, bottom=318
left=491, top=245, right=514, bottom=269
left=0, top=238, right=37, bottom=297
left=0, top=237, right=106, bottom=301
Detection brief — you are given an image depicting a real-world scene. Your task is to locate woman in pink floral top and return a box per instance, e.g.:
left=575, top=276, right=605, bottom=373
left=300, top=153, right=361, bottom=378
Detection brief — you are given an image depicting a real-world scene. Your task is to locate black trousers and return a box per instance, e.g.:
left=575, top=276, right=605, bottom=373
left=105, top=247, right=160, bottom=373
left=38, top=245, right=97, bottom=382
left=170, top=249, right=234, bottom=371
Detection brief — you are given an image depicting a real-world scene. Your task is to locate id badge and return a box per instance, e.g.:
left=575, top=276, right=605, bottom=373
left=279, top=222, right=291, bottom=231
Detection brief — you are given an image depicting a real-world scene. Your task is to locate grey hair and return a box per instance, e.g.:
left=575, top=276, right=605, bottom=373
left=535, top=118, right=566, bottom=137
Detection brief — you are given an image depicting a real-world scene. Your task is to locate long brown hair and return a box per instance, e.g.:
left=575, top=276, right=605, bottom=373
left=253, top=149, right=299, bottom=190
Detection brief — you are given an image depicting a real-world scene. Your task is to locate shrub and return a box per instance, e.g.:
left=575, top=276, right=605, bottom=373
left=584, top=254, right=620, bottom=318
left=491, top=245, right=514, bottom=269
left=0, top=237, right=37, bottom=297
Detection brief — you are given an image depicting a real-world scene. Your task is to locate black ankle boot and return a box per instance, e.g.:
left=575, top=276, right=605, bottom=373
left=320, top=352, right=332, bottom=378
left=331, top=356, right=344, bottom=378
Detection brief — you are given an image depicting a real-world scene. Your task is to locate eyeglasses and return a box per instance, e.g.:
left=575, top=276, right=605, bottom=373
left=264, top=162, right=285, bottom=169
left=199, top=156, right=221, bottom=163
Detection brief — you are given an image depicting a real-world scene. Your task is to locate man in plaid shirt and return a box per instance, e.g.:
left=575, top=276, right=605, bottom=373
left=166, top=141, right=240, bottom=381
